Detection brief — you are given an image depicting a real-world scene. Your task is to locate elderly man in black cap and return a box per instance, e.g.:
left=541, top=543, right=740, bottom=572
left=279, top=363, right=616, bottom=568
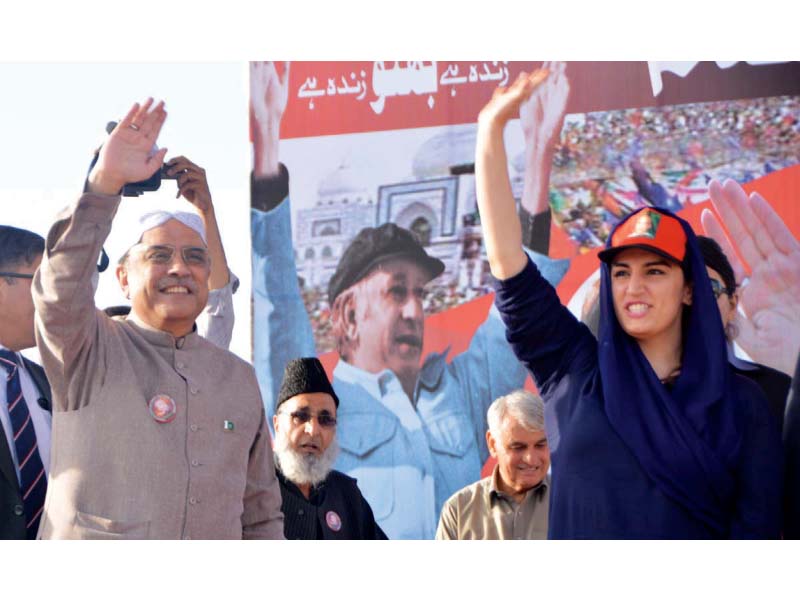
left=273, top=357, right=386, bottom=540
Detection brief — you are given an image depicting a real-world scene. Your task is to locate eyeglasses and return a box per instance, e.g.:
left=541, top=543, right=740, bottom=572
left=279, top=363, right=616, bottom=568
left=279, top=409, right=337, bottom=428
left=709, top=278, right=735, bottom=300
left=137, top=244, right=209, bottom=267
left=0, top=272, right=34, bottom=279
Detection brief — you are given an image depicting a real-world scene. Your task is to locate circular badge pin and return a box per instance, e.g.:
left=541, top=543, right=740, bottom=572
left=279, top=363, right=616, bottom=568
left=325, top=510, right=342, bottom=532
left=149, top=394, right=177, bottom=424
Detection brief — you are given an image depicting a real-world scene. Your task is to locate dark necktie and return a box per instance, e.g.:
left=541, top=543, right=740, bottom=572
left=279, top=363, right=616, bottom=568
left=0, top=349, right=47, bottom=539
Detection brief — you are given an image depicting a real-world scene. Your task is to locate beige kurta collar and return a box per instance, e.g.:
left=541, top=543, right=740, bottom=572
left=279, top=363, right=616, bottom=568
left=124, top=313, right=201, bottom=350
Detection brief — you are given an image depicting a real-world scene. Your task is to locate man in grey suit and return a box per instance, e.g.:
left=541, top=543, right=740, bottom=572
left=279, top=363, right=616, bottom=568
left=0, top=225, right=52, bottom=539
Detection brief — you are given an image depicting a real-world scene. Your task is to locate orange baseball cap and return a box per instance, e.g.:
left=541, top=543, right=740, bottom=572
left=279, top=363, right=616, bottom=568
left=598, top=207, right=687, bottom=264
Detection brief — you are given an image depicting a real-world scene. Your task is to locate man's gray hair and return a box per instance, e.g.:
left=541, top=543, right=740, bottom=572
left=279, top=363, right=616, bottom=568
left=487, top=389, right=545, bottom=437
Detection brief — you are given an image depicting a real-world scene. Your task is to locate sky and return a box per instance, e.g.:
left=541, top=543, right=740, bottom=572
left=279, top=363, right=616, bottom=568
left=0, top=62, right=254, bottom=360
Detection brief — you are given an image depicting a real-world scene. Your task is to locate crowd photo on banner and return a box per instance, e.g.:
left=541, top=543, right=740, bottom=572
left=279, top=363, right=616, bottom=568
left=1, top=61, right=799, bottom=540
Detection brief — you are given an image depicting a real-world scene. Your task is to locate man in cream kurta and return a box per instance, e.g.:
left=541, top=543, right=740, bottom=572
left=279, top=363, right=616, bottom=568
left=32, top=98, right=284, bottom=539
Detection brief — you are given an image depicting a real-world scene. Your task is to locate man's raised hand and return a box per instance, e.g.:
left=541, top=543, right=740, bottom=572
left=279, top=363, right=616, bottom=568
left=88, top=98, right=168, bottom=195
left=703, top=178, right=800, bottom=375
left=520, top=61, right=569, bottom=151
left=250, top=62, right=289, bottom=177
left=167, top=156, right=213, bottom=213
left=250, top=61, right=290, bottom=128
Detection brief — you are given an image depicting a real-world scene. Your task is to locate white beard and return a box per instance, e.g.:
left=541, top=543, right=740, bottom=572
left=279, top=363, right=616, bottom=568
left=274, top=432, right=340, bottom=488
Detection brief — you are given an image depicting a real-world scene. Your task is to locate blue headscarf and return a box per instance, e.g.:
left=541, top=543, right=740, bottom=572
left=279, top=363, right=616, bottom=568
left=598, top=206, right=743, bottom=535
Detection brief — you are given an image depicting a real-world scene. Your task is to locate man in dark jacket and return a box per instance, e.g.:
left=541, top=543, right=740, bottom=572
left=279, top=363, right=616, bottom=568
left=273, top=357, right=387, bottom=540
left=0, top=226, right=52, bottom=539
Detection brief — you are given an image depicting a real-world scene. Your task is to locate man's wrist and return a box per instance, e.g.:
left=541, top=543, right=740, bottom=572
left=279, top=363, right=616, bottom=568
left=525, top=141, right=555, bottom=165
left=255, top=156, right=280, bottom=178
left=86, top=169, right=124, bottom=196
left=253, top=123, right=281, bottom=177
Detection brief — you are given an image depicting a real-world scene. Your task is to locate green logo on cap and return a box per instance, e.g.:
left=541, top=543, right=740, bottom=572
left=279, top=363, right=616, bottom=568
left=627, top=210, right=661, bottom=240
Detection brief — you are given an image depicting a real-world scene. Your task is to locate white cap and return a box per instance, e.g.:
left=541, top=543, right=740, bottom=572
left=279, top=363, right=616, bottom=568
left=130, top=210, right=207, bottom=249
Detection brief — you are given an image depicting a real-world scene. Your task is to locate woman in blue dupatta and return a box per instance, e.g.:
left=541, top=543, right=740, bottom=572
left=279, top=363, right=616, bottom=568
left=475, top=69, right=783, bottom=538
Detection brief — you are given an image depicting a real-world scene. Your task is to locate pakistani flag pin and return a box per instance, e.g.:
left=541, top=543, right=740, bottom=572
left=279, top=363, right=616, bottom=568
left=223, top=420, right=235, bottom=431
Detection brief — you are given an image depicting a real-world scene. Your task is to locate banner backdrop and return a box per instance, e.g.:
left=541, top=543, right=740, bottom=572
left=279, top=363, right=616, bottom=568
left=250, top=61, right=800, bottom=539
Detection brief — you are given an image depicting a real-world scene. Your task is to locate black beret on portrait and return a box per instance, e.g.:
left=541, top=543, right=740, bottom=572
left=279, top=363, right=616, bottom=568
left=327, top=222, right=445, bottom=305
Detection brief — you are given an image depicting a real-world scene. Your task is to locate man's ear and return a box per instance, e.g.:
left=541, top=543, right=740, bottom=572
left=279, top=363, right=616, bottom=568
left=116, top=264, right=130, bottom=299
left=486, top=429, right=498, bottom=459
left=272, top=413, right=280, bottom=434
left=340, top=290, right=358, bottom=342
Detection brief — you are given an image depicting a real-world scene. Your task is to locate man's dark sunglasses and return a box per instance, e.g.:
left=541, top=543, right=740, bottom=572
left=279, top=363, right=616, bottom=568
left=280, top=409, right=337, bottom=428
left=0, top=272, right=34, bottom=279
left=709, top=278, right=735, bottom=300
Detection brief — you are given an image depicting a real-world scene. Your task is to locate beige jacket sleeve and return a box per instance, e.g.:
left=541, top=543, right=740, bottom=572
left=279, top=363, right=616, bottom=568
left=32, top=193, right=120, bottom=411
left=242, top=401, right=285, bottom=540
